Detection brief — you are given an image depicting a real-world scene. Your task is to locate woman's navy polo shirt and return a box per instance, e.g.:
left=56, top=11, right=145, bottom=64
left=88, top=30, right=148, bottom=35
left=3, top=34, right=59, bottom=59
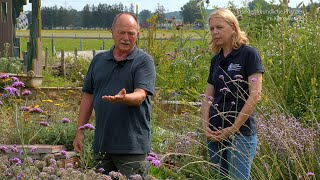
left=82, top=46, right=156, bottom=154
left=207, top=45, right=264, bottom=135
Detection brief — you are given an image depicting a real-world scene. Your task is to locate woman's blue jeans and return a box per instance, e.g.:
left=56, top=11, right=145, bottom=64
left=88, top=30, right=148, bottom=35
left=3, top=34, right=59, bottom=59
left=207, top=133, right=257, bottom=180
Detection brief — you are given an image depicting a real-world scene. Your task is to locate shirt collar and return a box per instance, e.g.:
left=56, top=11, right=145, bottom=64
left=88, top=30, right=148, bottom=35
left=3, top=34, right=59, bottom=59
left=107, top=46, right=138, bottom=61
left=218, top=45, right=243, bottom=58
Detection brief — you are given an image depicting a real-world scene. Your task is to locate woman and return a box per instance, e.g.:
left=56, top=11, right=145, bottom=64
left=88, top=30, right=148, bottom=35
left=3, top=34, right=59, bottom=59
left=202, top=8, right=264, bottom=179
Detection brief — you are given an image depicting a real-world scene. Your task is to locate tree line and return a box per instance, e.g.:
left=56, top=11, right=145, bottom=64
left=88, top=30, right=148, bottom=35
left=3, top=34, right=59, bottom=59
left=26, top=0, right=319, bottom=29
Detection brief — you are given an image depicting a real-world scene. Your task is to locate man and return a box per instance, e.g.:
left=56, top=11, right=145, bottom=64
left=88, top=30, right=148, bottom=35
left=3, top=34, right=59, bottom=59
left=73, top=13, right=156, bottom=177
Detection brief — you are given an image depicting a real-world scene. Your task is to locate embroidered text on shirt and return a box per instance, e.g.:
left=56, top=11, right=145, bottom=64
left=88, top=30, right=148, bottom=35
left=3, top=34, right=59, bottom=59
left=227, top=63, right=241, bottom=71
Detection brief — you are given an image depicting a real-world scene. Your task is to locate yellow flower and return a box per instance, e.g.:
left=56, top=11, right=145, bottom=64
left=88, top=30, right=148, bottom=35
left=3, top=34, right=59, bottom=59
left=34, top=105, right=40, bottom=108
left=54, top=104, right=61, bottom=106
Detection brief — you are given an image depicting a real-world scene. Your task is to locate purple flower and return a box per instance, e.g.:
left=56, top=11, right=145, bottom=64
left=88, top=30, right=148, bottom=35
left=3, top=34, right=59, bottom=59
left=9, top=157, right=22, bottom=166
left=22, top=89, right=32, bottom=96
left=60, top=150, right=67, bottom=155
left=234, top=75, right=243, bottom=79
left=219, top=87, right=230, bottom=94
left=17, top=173, right=24, bottom=179
left=98, top=167, right=105, bottom=173
left=307, top=172, right=315, bottom=176
left=10, top=76, right=19, bottom=82
left=187, top=132, right=197, bottom=137
left=12, top=81, right=25, bottom=88
left=146, top=156, right=156, bottom=161
left=251, top=77, right=257, bottom=82
left=30, top=147, right=37, bottom=153
left=62, top=118, right=70, bottom=123
left=4, top=87, right=19, bottom=96
left=0, top=145, right=8, bottom=153
left=0, top=100, right=3, bottom=106
left=148, top=152, right=158, bottom=159
left=151, top=159, right=161, bottom=167
left=30, top=107, right=44, bottom=113
left=172, top=91, right=177, bottom=97
left=20, top=106, right=30, bottom=112
left=0, top=74, right=9, bottom=79
left=79, top=123, right=95, bottom=130
left=39, top=121, right=49, bottom=127
left=219, top=75, right=224, bottom=80
left=11, top=145, right=19, bottom=153
left=207, top=96, right=213, bottom=101
left=130, top=174, right=142, bottom=180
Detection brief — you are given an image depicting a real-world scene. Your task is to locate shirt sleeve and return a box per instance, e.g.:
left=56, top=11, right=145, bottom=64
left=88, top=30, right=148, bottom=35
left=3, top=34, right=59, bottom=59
left=245, top=47, right=264, bottom=76
left=207, top=56, right=216, bottom=85
left=134, top=55, right=156, bottom=95
left=82, top=60, right=95, bottom=94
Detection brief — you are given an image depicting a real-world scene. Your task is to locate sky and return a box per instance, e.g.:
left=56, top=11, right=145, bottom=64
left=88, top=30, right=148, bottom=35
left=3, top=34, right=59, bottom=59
left=24, top=0, right=315, bottom=12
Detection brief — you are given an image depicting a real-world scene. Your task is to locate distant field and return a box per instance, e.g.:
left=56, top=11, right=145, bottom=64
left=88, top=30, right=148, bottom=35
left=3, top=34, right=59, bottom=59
left=16, top=29, right=207, bottom=55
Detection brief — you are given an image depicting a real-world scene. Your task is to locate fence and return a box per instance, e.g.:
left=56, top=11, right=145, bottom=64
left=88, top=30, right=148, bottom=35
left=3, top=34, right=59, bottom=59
left=16, top=35, right=204, bottom=56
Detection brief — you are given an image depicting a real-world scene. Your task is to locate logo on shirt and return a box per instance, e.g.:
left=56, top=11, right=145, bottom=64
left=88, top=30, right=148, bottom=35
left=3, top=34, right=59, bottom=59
left=227, top=63, right=241, bottom=71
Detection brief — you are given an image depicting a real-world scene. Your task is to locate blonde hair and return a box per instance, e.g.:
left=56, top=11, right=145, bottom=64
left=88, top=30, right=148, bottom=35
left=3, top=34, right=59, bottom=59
left=208, top=8, right=249, bottom=53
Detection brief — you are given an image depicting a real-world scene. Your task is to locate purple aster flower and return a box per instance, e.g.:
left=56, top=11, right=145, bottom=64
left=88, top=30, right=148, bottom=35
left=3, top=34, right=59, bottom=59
left=30, top=147, right=37, bottom=153
left=98, top=167, right=105, bottom=173
left=60, top=150, right=67, bottom=156
left=30, top=107, right=44, bottom=113
left=9, top=157, right=22, bottom=166
left=251, top=77, right=257, bottom=82
left=62, top=118, right=70, bottom=123
left=0, top=74, right=9, bottom=79
left=10, top=76, right=19, bottom=82
left=207, top=96, right=213, bottom=101
left=79, top=123, right=95, bottom=130
left=219, top=75, right=224, bottom=80
left=148, top=152, right=158, bottom=159
left=4, top=87, right=19, bottom=96
left=234, top=75, right=243, bottom=79
left=130, top=174, right=142, bottom=180
left=307, top=172, right=315, bottom=176
left=187, top=132, right=197, bottom=137
left=151, top=159, right=161, bottom=167
left=200, top=94, right=206, bottom=98
left=11, top=145, right=19, bottom=153
left=39, top=121, right=49, bottom=127
left=12, top=81, right=25, bottom=88
left=20, top=106, right=30, bottom=112
left=219, top=87, right=230, bottom=93
left=22, top=89, right=32, bottom=96
left=0, top=145, right=8, bottom=153
left=146, top=156, right=156, bottom=161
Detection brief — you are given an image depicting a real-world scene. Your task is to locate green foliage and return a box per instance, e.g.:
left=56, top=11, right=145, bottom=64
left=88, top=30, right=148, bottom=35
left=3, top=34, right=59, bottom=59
left=0, top=57, right=23, bottom=74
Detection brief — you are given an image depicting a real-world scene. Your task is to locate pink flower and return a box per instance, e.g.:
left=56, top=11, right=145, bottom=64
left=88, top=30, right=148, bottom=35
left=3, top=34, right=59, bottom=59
left=62, top=118, right=71, bottom=123
left=39, top=122, right=49, bottom=127
left=307, top=172, right=315, bottom=176
left=12, top=81, right=25, bottom=88
left=30, top=107, right=44, bottom=113
left=22, top=89, right=32, bottom=96
left=79, top=123, right=95, bottom=130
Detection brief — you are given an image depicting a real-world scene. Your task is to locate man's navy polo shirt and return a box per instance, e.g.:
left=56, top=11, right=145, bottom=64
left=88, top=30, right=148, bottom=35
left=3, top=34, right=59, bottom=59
left=82, top=46, right=156, bottom=154
left=207, top=45, right=264, bottom=135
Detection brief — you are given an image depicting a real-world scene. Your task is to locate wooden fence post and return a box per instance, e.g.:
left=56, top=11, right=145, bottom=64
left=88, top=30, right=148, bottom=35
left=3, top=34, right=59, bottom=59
left=102, top=40, right=105, bottom=50
left=80, top=39, right=83, bottom=51
left=92, top=50, right=96, bottom=57
left=23, top=51, right=28, bottom=74
left=74, top=47, right=78, bottom=57
left=61, top=49, right=65, bottom=76
left=44, top=47, right=48, bottom=70
left=51, top=34, right=54, bottom=56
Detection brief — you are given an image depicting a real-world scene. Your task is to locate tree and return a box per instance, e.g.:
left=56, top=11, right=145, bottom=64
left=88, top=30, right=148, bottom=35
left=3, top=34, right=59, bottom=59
left=248, top=0, right=270, bottom=10
left=139, top=9, right=152, bottom=25
left=180, top=0, right=204, bottom=24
